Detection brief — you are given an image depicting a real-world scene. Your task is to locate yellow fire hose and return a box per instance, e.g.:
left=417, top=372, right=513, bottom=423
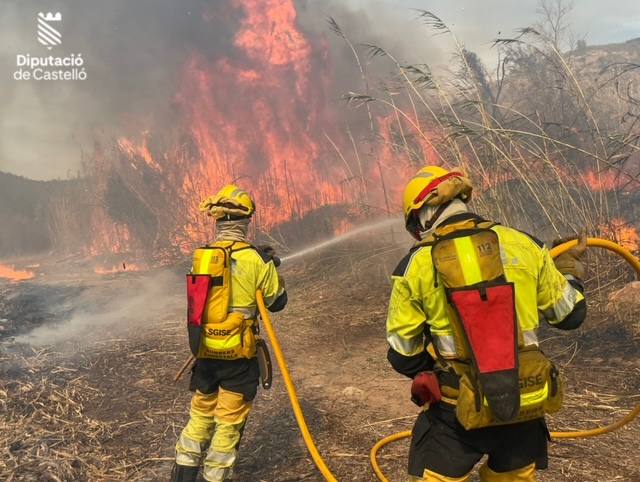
left=370, top=238, right=640, bottom=481
left=256, top=290, right=339, bottom=482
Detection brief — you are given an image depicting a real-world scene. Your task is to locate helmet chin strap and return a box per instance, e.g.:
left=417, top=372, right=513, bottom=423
left=408, top=202, right=451, bottom=241
left=422, top=201, right=452, bottom=231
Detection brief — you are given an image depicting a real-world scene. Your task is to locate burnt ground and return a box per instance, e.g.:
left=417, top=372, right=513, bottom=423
left=1, top=242, right=639, bottom=482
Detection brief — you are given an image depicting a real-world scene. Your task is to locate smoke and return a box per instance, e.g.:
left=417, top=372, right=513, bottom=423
left=14, top=270, right=182, bottom=346
left=0, top=0, right=242, bottom=179
left=0, top=0, right=446, bottom=180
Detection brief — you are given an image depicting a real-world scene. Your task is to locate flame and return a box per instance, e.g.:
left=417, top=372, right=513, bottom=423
left=600, top=219, right=639, bottom=252
left=173, top=0, right=345, bottom=234
left=583, top=167, right=640, bottom=192
left=117, top=136, right=162, bottom=172
left=0, top=264, right=35, bottom=282
left=88, top=213, right=134, bottom=256
left=233, top=0, right=312, bottom=69
left=85, top=0, right=355, bottom=257
left=584, top=170, right=622, bottom=191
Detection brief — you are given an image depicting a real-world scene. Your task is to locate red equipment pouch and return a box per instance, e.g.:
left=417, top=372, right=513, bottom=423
left=187, top=274, right=211, bottom=356
left=411, top=371, right=442, bottom=407
left=449, top=283, right=520, bottom=422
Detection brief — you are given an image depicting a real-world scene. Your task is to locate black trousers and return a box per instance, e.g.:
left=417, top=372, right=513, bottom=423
left=189, top=358, right=260, bottom=401
left=409, top=404, right=549, bottom=478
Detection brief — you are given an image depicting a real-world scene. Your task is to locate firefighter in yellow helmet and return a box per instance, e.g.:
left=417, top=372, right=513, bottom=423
left=172, top=185, right=287, bottom=482
left=387, top=166, right=587, bottom=482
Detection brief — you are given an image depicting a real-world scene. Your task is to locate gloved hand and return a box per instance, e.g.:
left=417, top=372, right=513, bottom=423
left=552, top=233, right=587, bottom=279
left=411, top=371, right=442, bottom=407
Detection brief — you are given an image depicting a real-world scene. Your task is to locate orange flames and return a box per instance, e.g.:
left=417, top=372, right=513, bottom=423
left=233, top=0, right=312, bottom=70
left=174, top=0, right=344, bottom=235
left=88, top=212, right=135, bottom=257
left=118, top=136, right=162, bottom=172
left=0, top=264, right=35, bottom=282
left=87, top=0, right=355, bottom=257
left=584, top=170, right=622, bottom=191
left=81, top=0, right=636, bottom=262
left=600, top=219, right=639, bottom=252
left=583, top=167, right=640, bottom=192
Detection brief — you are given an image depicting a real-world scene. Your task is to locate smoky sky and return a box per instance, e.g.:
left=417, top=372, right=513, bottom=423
left=0, top=0, right=637, bottom=180
left=0, top=0, right=243, bottom=180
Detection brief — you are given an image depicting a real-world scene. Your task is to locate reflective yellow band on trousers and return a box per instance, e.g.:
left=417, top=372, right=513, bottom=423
left=416, top=468, right=472, bottom=481
left=478, top=462, right=536, bottom=481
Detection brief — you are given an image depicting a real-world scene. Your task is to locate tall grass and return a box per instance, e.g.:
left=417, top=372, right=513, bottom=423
left=336, top=10, right=640, bottom=242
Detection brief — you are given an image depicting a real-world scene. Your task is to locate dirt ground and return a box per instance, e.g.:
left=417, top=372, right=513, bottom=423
left=1, top=241, right=639, bottom=481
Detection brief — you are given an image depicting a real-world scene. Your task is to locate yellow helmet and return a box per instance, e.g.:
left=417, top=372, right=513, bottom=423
left=199, top=184, right=255, bottom=220
left=402, top=165, right=472, bottom=233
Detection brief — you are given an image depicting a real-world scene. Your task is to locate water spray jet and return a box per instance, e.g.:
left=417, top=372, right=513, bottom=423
left=280, top=217, right=403, bottom=263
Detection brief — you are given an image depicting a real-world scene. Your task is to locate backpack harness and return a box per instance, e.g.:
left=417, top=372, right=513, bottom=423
left=186, top=241, right=259, bottom=361
left=419, top=217, right=563, bottom=429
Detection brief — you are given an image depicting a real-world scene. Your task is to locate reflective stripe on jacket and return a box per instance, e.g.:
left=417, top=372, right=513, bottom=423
left=386, top=222, right=585, bottom=360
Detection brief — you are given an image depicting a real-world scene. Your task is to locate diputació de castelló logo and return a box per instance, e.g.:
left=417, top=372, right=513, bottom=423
left=13, top=11, right=87, bottom=81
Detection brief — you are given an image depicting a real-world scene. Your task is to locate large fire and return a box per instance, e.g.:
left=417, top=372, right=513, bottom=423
left=85, top=0, right=388, bottom=258
left=0, top=264, right=35, bottom=282
left=78, top=0, right=637, bottom=262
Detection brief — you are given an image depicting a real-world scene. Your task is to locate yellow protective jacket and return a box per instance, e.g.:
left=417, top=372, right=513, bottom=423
left=192, top=243, right=287, bottom=321
left=386, top=213, right=586, bottom=378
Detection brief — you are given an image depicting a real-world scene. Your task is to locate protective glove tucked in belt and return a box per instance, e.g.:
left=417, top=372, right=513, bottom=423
left=552, top=233, right=587, bottom=280
left=411, top=371, right=442, bottom=407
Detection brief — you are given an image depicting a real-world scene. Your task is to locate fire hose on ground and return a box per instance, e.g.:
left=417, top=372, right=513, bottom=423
left=175, top=238, right=639, bottom=481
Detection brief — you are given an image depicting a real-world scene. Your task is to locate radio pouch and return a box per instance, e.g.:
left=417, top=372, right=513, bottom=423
left=199, top=313, right=257, bottom=360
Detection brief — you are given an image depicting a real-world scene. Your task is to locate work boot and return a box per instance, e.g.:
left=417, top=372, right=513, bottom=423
left=170, top=464, right=199, bottom=482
